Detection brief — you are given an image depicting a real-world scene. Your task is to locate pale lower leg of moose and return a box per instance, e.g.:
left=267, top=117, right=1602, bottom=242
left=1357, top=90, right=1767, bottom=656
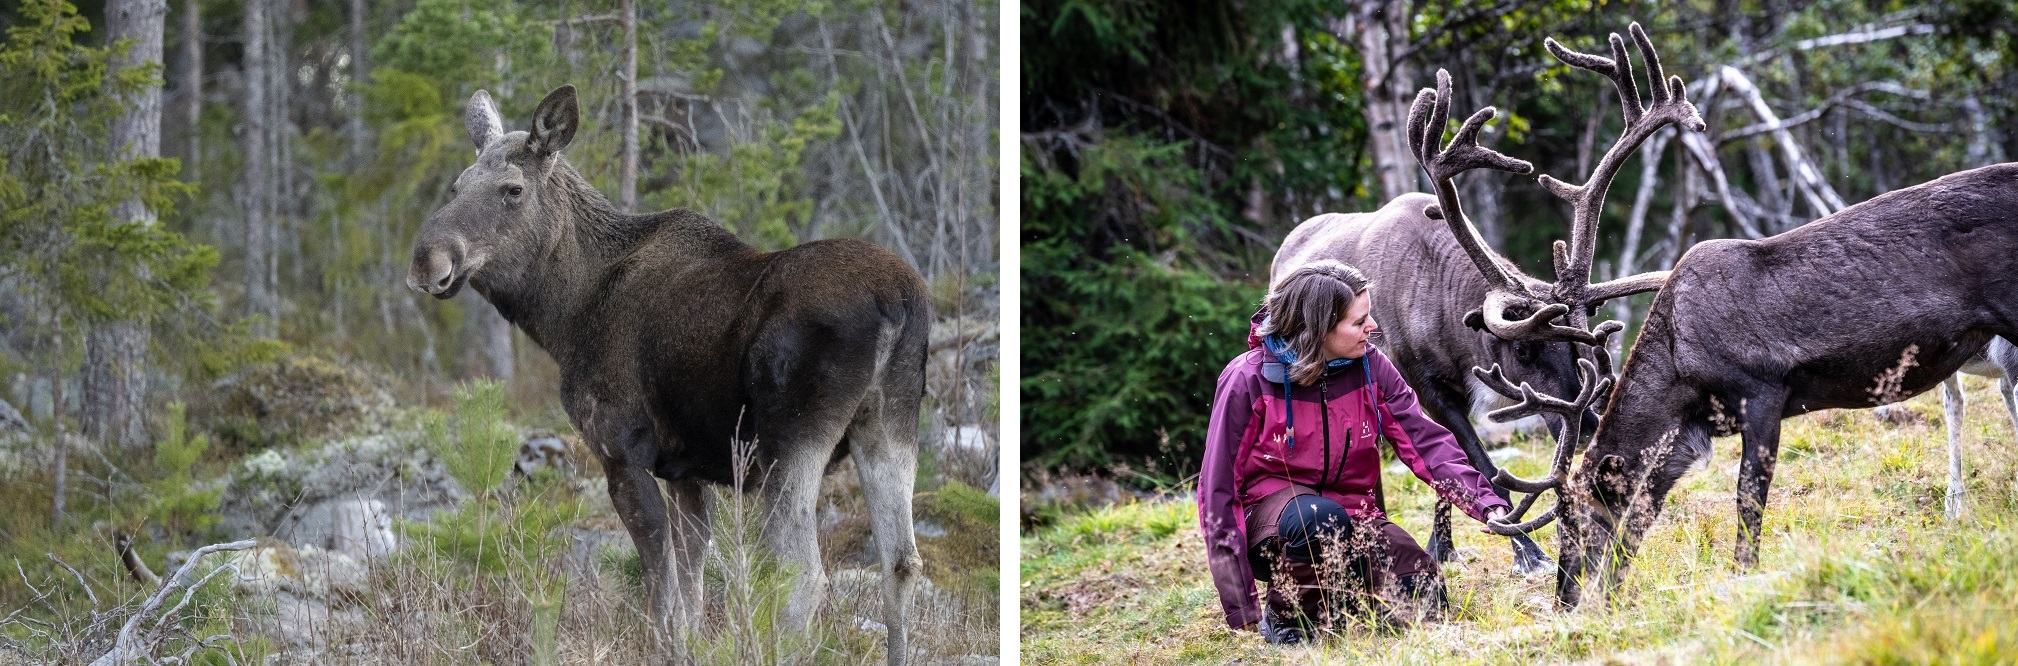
left=665, top=479, right=712, bottom=623
left=760, top=446, right=831, bottom=633
left=851, top=410, right=921, bottom=666
left=607, top=464, right=680, bottom=639
left=1942, top=376, right=1968, bottom=520
left=1734, top=396, right=1785, bottom=570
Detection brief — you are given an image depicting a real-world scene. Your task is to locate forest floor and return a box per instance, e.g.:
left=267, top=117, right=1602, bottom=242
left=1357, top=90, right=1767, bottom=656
left=1021, top=374, right=2018, bottom=664
left=0, top=352, right=1000, bottom=665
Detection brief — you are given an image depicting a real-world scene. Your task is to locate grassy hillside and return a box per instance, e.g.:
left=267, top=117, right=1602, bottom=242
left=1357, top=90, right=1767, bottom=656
left=1021, top=375, right=2018, bottom=664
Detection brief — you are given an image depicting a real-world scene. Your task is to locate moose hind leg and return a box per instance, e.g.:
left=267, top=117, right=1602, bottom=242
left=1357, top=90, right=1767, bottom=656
left=758, top=436, right=837, bottom=634
left=850, top=399, right=921, bottom=666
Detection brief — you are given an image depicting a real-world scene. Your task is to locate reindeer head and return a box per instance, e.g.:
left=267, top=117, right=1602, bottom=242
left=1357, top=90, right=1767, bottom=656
left=408, top=85, right=581, bottom=300
left=1406, top=22, right=1705, bottom=608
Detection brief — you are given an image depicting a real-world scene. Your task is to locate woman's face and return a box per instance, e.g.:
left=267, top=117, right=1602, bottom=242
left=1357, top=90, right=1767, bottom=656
left=1321, top=291, right=1377, bottom=360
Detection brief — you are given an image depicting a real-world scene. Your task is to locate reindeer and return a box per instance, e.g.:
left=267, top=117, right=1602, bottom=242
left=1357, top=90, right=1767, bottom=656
left=407, top=85, right=930, bottom=664
left=1908, top=338, right=2018, bottom=520
left=1270, top=192, right=1611, bottom=575
left=1407, top=25, right=2018, bottom=608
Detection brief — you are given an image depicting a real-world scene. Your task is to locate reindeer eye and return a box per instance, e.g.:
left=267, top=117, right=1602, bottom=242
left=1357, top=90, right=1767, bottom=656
left=506, top=185, right=524, bottom=197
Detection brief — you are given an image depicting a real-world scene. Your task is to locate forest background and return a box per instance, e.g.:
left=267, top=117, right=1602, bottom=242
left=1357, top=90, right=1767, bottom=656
left=0, top=0, right=999, bottom=661
left=1022, top=0, right=2018, bottom=479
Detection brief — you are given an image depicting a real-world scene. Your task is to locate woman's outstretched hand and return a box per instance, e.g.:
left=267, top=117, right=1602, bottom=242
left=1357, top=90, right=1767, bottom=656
left=1481, top=507, right=1508, bottom=534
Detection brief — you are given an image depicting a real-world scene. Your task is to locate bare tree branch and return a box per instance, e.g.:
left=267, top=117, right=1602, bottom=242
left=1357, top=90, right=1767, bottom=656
left=88, top=539, right=255, bottom=666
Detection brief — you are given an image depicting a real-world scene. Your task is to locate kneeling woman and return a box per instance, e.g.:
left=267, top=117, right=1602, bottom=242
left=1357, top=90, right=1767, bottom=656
left=1197, top=260, right=1510, bottom=644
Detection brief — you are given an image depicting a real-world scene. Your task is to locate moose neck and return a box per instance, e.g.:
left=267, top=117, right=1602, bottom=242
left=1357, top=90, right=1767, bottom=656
left=468, top=157, right=675, bottom=360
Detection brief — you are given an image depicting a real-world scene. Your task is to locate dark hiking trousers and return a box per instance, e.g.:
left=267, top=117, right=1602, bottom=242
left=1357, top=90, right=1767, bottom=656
left=1245, top=486, right=1444, bottom=628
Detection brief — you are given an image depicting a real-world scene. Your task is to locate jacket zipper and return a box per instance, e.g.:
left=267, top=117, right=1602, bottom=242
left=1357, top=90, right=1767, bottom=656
left=1318, top=376, right=1334, bottom=489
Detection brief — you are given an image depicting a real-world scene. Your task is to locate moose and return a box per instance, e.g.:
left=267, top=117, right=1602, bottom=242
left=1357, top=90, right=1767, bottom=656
left=406, top=85, right=931, bottom=664
left=1404, top=23, right=2018, bottom=608
left=1270, top=194, right=1622, bottom=575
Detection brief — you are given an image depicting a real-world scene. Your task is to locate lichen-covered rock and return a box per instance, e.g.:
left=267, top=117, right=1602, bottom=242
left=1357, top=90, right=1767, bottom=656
left=198, top=356, right=396, bottom=450
left=217, top=433, right=463, bottom=544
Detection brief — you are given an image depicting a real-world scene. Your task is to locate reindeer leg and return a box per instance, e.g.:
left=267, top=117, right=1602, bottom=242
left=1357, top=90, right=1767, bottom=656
left=2002, top=376, right=2018, bottom=442
left=1942, top=375, right=1967, bottom=520
left=1423, top=381, right=1553, bottom=573
left=1417, top=383, right=1478, bottom=565
left=1734, top=392, right=1786, bottom=570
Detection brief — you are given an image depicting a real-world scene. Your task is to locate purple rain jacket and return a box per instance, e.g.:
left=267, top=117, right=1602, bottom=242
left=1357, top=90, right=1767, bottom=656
left=1195, top=318, right=1512, bottom=630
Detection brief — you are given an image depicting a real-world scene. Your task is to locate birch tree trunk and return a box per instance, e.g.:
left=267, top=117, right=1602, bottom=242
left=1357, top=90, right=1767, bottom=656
left=243, top=0, right=273, bottom=338
left=181, top=0, right=199, bottom=180
left=1353, top=0, right=1414, bottom=202
left=348, top=0, right=369, bottom=164
left=619, top=0, right=639, bottom=212
left=51, top=327, right=67, bottom=530
left=88, top=0, right=169, bottom=452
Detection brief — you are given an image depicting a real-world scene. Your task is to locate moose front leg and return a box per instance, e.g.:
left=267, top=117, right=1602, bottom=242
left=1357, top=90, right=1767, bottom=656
left=607, top=464, right=686, bottom=637
left=665, top=478, right=711, bottom=626
left=1733, top=392, right=1786, bottom=570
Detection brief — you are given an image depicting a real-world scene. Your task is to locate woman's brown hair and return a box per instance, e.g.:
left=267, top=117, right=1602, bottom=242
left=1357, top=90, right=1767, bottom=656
left=1257, top=260, right=1372, bottom=386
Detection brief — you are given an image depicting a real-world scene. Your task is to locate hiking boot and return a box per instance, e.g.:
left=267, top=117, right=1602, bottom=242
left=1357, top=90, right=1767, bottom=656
left=1259, top=616, right=1308, bottom=645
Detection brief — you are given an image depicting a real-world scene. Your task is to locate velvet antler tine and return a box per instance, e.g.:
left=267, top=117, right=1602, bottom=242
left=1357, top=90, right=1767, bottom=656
left=1407, top=87, right=1438, bottom=164
left=1631, top=23, right=1669, bottom=106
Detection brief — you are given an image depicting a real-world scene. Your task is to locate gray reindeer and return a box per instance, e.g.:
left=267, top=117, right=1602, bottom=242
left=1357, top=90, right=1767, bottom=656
left=1270, top=195, right=1626, bottom=575
left=407, top=86, right=931, bottom=664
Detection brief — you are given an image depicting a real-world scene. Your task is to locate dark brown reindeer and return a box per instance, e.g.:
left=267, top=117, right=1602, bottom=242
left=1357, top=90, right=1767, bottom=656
left=1413, top=26, right=2018, bottom=608
left=1270, top=188, right=1605, bottom=575
left=406, top=85, right=930, bottom=664
left=1545, top=162, right=2018, bottom=607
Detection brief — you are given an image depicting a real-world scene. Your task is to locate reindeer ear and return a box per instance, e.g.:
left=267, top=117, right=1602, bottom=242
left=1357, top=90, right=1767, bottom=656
left=465, top=90, right=503, bottom=153
left=526, top=85, right=578, bottom=156
left=1463, top=309, right=1486, bottom=331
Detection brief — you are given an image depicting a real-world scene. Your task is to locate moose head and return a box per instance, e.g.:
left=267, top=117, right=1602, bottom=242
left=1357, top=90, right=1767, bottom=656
left=407, top=85, right=581, bottom=302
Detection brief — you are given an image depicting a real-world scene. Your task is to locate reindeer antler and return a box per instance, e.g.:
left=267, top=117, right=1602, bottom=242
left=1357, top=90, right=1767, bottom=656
left=1539, top=22, right=1705, bottom=311
left=1409, top=69, right=1534, bottom=296
left=1408, top=27, right=1702, bottom=538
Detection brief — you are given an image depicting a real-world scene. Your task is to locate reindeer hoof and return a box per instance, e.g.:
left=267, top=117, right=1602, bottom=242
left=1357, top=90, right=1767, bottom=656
left=1511, top=541, right=1557, bottom=577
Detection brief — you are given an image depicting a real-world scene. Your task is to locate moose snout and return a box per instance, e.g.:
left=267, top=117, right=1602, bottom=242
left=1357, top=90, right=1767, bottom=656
left=406, top=244, right=462, bottom=298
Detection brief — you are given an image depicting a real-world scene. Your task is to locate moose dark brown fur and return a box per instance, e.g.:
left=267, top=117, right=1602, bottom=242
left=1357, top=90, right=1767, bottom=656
left=1557, top=163, right=2018, bottom=607
left=1273, top=196, right=1598, bottom=574
left=407, top=86, right=930, bottom=664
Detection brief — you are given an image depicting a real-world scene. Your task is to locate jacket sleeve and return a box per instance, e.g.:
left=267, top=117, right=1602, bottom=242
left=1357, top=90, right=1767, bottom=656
left=1198, top=354, right=1262, bottom=630
left=1368, top=350, right=1512, bottom=522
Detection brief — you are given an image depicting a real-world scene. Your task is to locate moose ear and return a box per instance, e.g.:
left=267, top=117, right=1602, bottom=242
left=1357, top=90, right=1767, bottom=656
left=526, top=85, right=578, bottom=156
left=1463, top=309, right=1486, bottom=331
left=465, top=90, right=504, bottom=153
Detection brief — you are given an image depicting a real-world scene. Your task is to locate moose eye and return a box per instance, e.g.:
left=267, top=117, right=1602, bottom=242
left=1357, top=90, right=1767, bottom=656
left=506, top=185, right=524, bottom=197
